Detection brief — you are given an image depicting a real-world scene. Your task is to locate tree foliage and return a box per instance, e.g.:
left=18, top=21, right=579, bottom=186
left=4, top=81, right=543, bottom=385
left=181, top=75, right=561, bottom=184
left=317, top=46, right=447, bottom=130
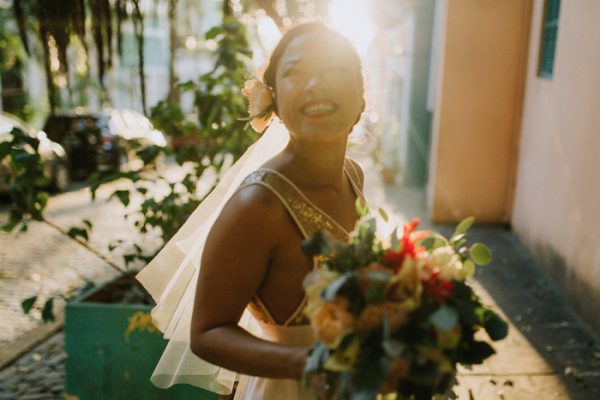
left=11, top=0, right=152, bottom=113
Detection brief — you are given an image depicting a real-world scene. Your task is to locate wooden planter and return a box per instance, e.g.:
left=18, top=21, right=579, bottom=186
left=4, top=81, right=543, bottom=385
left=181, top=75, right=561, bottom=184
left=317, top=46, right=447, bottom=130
left=64, top=274, right=217, bottom=399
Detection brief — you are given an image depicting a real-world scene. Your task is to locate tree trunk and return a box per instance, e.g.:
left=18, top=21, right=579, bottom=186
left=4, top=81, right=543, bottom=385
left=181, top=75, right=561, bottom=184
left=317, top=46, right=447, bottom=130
left=223, top=0, right=232, bottom=18
left=167, top=0, right=179, bottom=105
left=132, top=0, right=147, bottom=115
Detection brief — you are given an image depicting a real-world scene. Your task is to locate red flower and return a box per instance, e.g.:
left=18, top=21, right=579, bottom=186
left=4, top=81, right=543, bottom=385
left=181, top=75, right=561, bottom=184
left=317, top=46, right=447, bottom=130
left=384, top=219, right=426, bottom=271
left=383, top=249, right=404, bottom=269
left=424, top=272, right=455, bottom=304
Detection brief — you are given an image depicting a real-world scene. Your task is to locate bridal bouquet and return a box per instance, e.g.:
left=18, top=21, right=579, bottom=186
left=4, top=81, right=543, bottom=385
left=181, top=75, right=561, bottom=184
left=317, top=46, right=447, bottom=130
left=301, top=211, right=508, bottom=400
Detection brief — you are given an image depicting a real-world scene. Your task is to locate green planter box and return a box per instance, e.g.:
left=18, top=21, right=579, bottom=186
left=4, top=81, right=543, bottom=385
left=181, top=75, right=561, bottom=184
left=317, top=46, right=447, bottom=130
left=65, top=274, right=217, bottom=399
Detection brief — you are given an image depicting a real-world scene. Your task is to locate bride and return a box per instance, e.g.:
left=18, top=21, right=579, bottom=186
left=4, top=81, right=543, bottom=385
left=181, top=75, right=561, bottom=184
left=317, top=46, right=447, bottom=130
left=137, top=22, right=366, bottom=400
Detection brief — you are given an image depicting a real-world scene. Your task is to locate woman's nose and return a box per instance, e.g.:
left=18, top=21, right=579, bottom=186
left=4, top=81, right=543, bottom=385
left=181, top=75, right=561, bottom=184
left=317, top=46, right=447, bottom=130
left=304, top=74, right=323, bottom=93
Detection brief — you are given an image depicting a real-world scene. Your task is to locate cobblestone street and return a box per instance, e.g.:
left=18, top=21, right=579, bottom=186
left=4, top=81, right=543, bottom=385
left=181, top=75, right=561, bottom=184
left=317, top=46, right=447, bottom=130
left=0, top=162, right=198, bottom=352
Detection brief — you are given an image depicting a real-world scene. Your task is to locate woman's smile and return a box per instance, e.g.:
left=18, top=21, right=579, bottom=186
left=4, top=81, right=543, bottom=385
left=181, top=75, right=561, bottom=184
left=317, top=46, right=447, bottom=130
left=300, top=101, right=338, bottom=118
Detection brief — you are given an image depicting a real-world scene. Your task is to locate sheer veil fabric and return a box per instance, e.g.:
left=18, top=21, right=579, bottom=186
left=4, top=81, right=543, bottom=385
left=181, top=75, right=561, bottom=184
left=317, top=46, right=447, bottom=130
left=136, top=119, right=289, bottom=395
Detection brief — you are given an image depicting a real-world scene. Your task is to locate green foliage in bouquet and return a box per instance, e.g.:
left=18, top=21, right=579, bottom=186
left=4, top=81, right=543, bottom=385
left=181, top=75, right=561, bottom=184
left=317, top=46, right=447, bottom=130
left=302, top=213, right=508, bottom=400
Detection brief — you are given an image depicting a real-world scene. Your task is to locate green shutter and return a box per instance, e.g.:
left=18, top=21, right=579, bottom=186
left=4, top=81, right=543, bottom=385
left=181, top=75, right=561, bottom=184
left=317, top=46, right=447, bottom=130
left=538, top=0, right=561, bottom=78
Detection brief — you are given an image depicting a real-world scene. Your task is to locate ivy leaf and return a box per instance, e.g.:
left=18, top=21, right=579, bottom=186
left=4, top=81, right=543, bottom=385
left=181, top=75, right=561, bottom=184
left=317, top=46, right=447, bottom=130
left=461, top=340, right=496, bottom=364
left=21, top=295, right=37, bottom=314
left=41, top=298, right=55, bottom=322
left=111, top=190, right=130, bottom=207
left=67, top=227, right=88, bottom=241
left=484, top=310, right=509, bottom=341
left=82, top=219, right=92, bottom=229
left=469, top=243, right=492, bottom=265
left=430, top=306, right=459, bottom=331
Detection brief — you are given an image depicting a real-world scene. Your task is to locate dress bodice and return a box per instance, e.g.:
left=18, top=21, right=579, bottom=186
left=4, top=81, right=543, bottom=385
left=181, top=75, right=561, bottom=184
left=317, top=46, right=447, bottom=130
left=237, top=159, right=364, bottom=327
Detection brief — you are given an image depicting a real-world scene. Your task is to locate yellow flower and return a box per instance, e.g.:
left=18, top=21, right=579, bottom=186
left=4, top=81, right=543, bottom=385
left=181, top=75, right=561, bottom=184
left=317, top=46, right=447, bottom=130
left=312, top=297, right=355, bottom=347
left=435, top=324, right=462, bottom=349
left=324, top=336, right=360, bottom=371
left=389, top=257, right=423, bottom=303
left=241, top=78, right=274, bottom=133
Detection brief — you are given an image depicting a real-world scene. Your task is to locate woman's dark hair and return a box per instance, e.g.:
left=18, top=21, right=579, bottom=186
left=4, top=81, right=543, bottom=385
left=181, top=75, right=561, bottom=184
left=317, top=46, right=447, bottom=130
left=263, top=22, right=365, bottom=104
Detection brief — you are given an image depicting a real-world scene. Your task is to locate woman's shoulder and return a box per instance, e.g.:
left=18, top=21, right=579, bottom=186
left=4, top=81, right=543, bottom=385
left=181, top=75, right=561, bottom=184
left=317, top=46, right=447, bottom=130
left=221, top=177, right=289, bottom=229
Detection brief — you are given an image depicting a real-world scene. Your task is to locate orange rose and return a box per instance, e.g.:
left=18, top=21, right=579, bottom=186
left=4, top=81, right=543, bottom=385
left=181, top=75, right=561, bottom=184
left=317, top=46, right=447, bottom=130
left=357, top=302, right=408, bottom=332
left=241, top=78, right=274, bottom=133
left=312, top=297, right=355, bottom=346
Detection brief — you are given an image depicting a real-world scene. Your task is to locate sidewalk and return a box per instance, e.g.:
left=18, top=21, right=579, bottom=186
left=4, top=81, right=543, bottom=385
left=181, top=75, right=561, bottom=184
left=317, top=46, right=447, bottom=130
left=1, top=157, right=599, bottom=399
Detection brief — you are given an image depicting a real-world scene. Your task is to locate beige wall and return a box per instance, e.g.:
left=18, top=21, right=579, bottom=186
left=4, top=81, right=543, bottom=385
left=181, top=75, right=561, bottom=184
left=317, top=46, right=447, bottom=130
left=512, top=0, right=600, bottom=332
left=428, top=0, right=532, bottom=223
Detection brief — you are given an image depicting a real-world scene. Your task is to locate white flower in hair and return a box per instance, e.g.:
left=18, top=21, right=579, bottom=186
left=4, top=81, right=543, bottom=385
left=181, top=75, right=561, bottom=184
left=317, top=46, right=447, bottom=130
left=241, top=78, right=275, bottom=133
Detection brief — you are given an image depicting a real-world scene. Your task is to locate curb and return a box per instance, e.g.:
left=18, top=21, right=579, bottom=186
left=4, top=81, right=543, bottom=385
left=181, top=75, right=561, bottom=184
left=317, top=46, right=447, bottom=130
left=0, top=310, right=64, bottom=370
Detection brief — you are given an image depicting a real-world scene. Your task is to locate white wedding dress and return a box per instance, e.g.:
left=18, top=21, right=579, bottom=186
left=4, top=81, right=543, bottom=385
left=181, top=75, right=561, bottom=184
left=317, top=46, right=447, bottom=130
left=136, top=120, right=364, bottom=400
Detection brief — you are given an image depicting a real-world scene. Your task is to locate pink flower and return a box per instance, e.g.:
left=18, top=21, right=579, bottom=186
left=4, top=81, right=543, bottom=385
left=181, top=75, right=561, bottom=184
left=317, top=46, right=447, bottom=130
left=241, top=78, right=274, bottom=133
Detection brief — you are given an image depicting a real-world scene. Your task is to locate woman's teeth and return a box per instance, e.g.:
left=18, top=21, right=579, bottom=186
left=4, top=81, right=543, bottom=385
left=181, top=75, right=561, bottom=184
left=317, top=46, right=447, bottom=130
left=302, top=102, right=337, bottom=116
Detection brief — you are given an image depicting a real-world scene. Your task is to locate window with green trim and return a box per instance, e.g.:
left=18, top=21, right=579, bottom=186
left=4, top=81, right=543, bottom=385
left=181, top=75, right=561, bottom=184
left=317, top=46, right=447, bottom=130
left=538, top=0, right=561, bottom=78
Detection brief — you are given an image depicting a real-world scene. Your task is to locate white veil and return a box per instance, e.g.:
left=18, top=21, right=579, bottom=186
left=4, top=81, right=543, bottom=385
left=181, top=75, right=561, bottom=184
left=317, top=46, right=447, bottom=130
left=136, top=118, right=289, bottom=394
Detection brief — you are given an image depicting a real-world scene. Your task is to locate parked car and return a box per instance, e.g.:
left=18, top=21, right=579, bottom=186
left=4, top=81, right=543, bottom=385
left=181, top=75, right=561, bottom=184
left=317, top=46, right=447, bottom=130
left=43, top=109, right=167, bottom=178
left=0, top=112, right=70, bottom=192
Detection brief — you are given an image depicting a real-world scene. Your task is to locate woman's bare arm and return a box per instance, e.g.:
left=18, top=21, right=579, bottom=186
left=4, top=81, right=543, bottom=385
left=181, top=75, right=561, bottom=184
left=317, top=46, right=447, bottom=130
left=190, top=184, right=308, bottom=379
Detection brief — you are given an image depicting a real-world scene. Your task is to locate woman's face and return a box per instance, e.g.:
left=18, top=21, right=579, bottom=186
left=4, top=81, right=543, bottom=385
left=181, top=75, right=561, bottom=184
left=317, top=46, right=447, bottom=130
left=274, top=31, right=364, bottom=143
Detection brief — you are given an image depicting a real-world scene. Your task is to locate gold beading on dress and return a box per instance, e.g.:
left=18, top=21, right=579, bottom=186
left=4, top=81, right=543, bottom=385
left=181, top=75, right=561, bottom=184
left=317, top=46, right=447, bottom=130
left=238, top=160, right=364, bottom=326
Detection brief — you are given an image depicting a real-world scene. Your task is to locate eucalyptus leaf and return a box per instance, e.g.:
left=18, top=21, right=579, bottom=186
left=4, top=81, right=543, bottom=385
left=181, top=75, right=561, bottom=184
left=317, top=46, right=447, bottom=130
left=469, top=243, right=492, bottom=265
left=304, top=342, right=328, bottom=375
left=322, top=273, right=353, bottom=301
left=378, top=207, right=389, bottom=222
left=365, top=270, right=391, bottom=304
left=355, top=198, right=369, bottom=217
left=453, top=216, right=475, bottom=238
left=430, top=306, right=459, bottom=331
left=390, top=228, right=399, bottom=250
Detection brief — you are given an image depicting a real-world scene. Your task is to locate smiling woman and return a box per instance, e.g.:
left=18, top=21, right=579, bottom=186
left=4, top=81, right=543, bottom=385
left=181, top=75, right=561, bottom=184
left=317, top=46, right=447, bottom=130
left=136, top=22, right=368, bottom=400
left=262, top=23, right=365, bottom=144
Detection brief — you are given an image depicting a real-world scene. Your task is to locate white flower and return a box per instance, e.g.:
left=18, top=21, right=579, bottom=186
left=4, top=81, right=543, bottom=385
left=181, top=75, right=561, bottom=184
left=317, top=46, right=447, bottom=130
left=428, top=246, right=461, bottom=281
left=241, top=78, right=274, bottom=133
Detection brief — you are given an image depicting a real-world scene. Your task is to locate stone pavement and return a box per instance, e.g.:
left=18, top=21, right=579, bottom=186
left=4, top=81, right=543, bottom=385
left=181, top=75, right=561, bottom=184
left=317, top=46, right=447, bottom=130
left=1, top=156, right=599, bottom=399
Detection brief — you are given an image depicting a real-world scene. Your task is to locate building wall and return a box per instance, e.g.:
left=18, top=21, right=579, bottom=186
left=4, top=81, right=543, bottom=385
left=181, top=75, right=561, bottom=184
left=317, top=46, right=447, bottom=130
left=428, top=0, right=532, bottom=222
left=512, top=0, right=600, bottom=333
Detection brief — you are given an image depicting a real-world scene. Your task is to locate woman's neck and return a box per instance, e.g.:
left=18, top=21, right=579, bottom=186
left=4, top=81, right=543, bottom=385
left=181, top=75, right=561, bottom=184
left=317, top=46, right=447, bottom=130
left=281, top=137, right=348, bottom=191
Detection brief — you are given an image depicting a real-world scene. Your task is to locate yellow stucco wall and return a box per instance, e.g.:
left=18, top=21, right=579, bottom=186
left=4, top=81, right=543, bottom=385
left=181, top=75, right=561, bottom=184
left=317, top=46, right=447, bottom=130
left=512, top=0, right=600, bottom=333
left=428, top=0, right=532, bottom=223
